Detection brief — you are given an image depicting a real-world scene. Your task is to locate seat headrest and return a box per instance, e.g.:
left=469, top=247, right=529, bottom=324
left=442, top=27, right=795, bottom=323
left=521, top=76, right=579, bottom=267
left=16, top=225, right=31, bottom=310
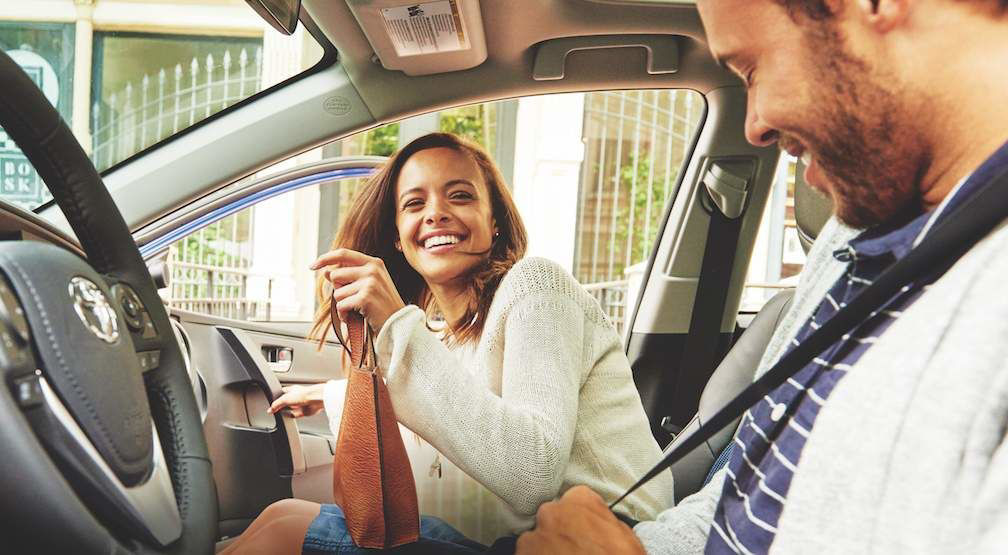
left=793, top=159, right=834, bottom=253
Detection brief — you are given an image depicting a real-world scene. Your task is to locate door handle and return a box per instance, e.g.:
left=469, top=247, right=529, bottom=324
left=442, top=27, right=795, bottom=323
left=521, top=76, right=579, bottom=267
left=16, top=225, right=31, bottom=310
left=262, top=345, right=294, bottom=373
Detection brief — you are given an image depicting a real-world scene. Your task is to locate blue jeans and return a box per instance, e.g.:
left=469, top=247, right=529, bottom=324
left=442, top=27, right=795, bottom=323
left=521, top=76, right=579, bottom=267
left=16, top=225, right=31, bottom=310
left=302, top=504, right=513, bottom=554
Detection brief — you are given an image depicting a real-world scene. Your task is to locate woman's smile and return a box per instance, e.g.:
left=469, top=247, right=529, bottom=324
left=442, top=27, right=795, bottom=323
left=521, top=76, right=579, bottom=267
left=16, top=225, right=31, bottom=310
left=419, top=232, right=468, bottom=253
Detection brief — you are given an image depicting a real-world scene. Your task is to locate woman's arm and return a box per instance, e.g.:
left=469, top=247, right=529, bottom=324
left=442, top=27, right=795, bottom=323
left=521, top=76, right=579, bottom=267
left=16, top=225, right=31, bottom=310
left=375, top=291, right=584, bottom=515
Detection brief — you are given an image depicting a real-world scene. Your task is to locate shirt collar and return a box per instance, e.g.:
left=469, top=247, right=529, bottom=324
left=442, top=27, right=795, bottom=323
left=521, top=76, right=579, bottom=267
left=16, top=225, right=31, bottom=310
left=841, top=138, right=1008, bottom=262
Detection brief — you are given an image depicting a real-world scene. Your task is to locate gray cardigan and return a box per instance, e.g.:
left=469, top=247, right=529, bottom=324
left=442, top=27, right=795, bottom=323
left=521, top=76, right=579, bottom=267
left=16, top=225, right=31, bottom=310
left=636, top=216, right=1008, bottom=553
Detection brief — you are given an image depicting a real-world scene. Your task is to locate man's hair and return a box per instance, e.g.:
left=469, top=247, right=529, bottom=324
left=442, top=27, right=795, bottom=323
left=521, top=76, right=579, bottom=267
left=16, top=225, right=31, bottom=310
left=774, top=0, right=1007, bottom=20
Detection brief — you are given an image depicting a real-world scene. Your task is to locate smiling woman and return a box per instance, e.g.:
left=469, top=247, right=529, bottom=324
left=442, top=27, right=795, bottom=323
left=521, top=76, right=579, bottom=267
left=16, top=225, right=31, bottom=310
left=314, top=133, right=526, bottom=345
left=219, top=132, right=675, bottom=553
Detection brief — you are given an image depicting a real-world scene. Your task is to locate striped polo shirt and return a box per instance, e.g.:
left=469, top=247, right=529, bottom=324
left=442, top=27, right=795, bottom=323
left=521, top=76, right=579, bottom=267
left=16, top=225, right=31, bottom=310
left=706, top=140, right=1008, bottom=554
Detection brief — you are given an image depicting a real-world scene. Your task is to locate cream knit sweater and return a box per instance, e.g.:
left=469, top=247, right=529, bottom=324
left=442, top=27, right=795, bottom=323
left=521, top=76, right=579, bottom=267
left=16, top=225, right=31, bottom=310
left=322, top=256, right=675, bottom=544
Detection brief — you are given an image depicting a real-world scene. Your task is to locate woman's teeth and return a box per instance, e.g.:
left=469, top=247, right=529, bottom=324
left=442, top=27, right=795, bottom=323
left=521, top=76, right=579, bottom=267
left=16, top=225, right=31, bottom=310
left=424, top=235, right=461, bottom=249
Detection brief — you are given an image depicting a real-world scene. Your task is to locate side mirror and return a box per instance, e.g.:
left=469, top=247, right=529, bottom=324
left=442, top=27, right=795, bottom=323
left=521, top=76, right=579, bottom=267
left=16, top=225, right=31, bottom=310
left=148, top=252, right=171, bottom=291
left=244, top=0, right=302, bottom=36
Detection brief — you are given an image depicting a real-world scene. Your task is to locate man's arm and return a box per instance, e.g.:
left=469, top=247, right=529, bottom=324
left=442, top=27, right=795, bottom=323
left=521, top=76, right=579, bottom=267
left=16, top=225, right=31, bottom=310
left=516, top=468, right=726, bottom=554
left=634, top=467, right=725, bottom=554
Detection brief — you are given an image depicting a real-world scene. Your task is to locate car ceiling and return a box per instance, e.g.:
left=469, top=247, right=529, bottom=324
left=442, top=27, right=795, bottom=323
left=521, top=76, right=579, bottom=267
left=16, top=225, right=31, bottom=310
left=305, top=0, right=732, bottom=121
left=38, top=0, right=740, bottom=241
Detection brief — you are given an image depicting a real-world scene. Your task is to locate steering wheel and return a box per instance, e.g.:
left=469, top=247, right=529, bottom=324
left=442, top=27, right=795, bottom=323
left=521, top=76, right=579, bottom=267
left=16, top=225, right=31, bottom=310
left=0, top=51, right=216, bottom=553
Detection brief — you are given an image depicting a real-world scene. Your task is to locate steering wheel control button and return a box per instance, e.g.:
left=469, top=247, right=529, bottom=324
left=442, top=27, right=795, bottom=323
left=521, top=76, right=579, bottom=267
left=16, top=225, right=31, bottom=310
left=136, top=350, right=161, bottom=371
left=111, top=284, right=145, bottom=332
left=0, top=276, right=29, bottom=343
left=12, top=373, right=43, bottom=408
left=69, top=276, right=120, bottom=344
left=141, top=313, right=157, bottom=339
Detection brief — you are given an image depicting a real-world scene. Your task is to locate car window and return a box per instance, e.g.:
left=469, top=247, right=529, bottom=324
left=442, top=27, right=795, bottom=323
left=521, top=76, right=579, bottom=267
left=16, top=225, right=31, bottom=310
left=0, top=2, right=324, bottom=211
left=161, top=89, right=707, bottom=330
left=740, top=154, right=808, bottom=313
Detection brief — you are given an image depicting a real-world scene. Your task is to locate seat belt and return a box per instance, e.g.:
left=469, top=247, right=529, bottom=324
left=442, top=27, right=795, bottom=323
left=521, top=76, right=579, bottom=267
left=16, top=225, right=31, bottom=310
left=665, top=160, right=754, bottom=434
left=612, top=165, right=1008, bottom=509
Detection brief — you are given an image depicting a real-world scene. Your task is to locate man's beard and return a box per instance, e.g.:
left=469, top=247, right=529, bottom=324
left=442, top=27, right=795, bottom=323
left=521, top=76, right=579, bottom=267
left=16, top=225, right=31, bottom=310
left=787, top=27, right=931, bottom=229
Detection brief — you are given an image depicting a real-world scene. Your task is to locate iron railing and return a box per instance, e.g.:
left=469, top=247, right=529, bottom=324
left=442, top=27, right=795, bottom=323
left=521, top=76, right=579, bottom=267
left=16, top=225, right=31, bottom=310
left=91, top=47, right=263, bottom=171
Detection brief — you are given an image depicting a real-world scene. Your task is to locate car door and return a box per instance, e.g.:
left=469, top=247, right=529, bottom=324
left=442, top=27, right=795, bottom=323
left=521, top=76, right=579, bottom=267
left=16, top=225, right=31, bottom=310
left=138, top=156, right=383, bottom=538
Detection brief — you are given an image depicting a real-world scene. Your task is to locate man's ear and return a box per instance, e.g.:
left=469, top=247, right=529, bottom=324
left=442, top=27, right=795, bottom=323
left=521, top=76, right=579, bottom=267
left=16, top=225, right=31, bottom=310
left=854, top=0, right=911, bottom=33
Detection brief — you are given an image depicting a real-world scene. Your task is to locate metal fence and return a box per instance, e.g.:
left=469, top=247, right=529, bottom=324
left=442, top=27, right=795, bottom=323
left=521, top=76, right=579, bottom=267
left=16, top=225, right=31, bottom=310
left=91, top=47, right=263, bottom=171
left=583, top=279, right=630, bottom=330
left=163, top=175, right=374, bottom=320
left=164, top=210, right=266, bottom=319
left=575, top=90, right=704, bottom=329
left=167, top=260, right=273, bottom=320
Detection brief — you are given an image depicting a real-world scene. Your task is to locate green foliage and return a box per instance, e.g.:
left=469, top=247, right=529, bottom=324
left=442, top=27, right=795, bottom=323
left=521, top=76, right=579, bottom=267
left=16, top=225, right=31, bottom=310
left=364, top=123, right=400, bottom=156
left=175, top=211, right=251, bottom=285
left=611, top=154, right=671, bottom=278
left=438, top=104, right=495, bottom=152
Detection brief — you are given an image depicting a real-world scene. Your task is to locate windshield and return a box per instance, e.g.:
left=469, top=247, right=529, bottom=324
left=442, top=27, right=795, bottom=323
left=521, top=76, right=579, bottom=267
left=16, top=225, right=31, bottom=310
left=0, top=1, right=325, bottom=212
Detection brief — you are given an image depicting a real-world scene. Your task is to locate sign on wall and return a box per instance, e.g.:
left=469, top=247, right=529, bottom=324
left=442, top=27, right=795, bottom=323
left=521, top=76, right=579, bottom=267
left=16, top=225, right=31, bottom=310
left=1, top=49, right=58, bottom=209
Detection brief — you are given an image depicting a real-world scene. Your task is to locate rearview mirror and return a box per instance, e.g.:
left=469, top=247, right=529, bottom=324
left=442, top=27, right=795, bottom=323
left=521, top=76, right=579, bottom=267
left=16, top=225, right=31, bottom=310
left=244, top=0, right=301, bottom=36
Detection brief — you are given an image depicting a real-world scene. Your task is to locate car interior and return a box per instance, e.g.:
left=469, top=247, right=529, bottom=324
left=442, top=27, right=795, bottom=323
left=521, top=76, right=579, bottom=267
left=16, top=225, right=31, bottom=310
left=0, top=0, right=833, bottom=552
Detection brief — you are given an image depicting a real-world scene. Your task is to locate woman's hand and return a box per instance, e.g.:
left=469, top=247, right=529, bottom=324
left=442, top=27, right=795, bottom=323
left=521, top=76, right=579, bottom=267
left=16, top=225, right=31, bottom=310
left=311, top=248, right=407, bottom=331
left=267, top=384, right=326, bottom=418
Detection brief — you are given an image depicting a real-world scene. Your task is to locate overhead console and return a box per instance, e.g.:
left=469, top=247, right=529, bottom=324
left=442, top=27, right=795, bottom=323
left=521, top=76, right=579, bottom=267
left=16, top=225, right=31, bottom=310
left=345, top=0, right=488, bottom=76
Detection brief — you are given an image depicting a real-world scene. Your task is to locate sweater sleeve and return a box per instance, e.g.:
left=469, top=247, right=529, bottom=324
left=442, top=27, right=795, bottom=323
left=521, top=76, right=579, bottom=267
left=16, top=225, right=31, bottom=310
left=321, top=378, right=348, bottom=437
left=633, top=467, right=724, bottom=554
left=372, top=293, right=583, bottom=516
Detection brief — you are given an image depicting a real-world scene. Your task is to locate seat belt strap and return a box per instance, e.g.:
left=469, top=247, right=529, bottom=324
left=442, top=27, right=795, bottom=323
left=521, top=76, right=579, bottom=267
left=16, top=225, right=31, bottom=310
left=669, top=206, right=743, bottom=431
left=612, top=165, right=1008, bottom=509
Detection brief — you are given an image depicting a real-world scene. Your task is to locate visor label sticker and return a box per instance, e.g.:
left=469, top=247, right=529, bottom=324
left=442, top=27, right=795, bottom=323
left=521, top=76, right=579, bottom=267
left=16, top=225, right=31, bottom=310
left=381, top=1, right=468, bottom=57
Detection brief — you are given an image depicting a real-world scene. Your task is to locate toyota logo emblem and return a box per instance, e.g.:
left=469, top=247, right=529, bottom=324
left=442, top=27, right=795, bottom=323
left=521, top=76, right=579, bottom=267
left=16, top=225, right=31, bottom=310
left=68, top=276, right=120, bottom=344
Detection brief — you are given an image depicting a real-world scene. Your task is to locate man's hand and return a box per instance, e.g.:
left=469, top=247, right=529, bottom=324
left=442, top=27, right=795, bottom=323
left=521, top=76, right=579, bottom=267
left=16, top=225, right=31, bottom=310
left=516, top=486, right=647, bottom=555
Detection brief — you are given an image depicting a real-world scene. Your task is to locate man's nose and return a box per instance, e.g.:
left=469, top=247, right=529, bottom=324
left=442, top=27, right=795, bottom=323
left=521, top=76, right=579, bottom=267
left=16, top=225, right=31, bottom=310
left=744, top=101, right=779, bottom=148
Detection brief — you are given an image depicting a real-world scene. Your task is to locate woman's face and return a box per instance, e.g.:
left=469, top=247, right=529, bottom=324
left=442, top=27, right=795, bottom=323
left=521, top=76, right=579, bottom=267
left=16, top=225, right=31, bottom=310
left=394, top=147, right=497, bottom=288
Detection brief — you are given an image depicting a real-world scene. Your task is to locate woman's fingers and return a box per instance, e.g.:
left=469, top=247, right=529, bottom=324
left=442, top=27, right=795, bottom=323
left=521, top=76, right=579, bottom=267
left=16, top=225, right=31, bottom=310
left=310, top=248, right=373, bottom=271
left=266, top=384, right=325, bottom=418
left=330, top=281, right=361, bottom=309
left=268, top=386, right=305, bottom=414
left=335, top=291, right=368, bottom=322
left=323, top=265, right=368, bottom=287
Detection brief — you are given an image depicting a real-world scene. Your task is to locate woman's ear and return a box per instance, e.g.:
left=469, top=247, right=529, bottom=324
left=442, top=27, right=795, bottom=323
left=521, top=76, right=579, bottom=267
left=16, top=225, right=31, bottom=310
left=394, top=240, right=402, bottom=251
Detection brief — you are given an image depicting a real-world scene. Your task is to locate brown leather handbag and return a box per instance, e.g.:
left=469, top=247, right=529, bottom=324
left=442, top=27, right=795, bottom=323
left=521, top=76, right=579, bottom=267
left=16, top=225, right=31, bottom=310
left=329, top=299, right=420, bottom=548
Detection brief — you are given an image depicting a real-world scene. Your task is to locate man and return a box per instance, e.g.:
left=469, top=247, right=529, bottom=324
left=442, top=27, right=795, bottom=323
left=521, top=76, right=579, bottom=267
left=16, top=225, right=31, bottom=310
left=517, top=0, right=1008, bottom=553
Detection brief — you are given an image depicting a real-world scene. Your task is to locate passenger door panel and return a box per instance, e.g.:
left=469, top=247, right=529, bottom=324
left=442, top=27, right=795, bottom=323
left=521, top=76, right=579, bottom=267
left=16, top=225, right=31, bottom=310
left=173, top=310, right=343, bottom=536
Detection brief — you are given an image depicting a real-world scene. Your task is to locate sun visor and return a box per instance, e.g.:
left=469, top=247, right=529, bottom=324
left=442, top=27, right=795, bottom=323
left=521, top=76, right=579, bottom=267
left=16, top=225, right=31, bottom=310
left=345, top=0, right=488, bottom=76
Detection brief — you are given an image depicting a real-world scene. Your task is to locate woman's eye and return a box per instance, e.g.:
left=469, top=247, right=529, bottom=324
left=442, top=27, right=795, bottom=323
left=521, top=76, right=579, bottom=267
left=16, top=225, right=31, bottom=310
left=451, top=192, right=474, bottom=200
left=402, top=199, right=423, bottom=210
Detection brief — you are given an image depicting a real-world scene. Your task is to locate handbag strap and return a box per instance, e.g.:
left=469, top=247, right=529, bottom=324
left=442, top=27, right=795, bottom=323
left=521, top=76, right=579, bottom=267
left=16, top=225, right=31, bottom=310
left=329, top=297, right=376, bottom=369
left=610, top=165, right=1008, bottom=509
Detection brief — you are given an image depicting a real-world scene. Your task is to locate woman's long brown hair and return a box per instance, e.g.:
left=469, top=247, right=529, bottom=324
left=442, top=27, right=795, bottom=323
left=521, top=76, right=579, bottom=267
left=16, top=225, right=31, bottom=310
left=309, top=132, right=528, bottom=346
